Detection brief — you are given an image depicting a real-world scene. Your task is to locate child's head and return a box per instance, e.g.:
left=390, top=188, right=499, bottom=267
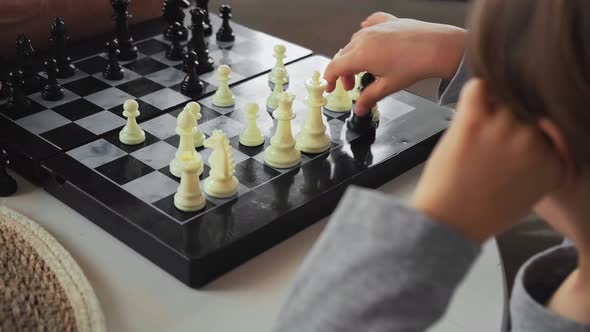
left=467, top=0, right=590, bottom=244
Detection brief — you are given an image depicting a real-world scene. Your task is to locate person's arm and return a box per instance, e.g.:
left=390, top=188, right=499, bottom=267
left=0, top=0, right=163, bottom=56
left=270, top=187, right=480, bottom=332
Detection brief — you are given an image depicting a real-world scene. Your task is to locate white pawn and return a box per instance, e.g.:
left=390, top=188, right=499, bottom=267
left=170, top=109, right=204, bottom=177
left=184, top=101, right=206, bottom=148
left=264, top=91, right=301, bottom=168
left=349, top=72, right=363, bottom=101
left=268, top=44, right=289, bottom=86
left=203, top=130, right=239, bottom=198
left=325, top=51, right=353, bottom=113
left=119, top=99, right=145, bottom=145
left=174, top=152, right=206, bottom=212
left=296, top=71, right=330, bottom=154
left=266, top=67, right=287, bottom=110
left=239, top=103, right=264, bottom=147
left=212, top=65, right=235, bottom=108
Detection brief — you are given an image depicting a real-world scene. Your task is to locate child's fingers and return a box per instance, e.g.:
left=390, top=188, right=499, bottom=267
left=354, top=78, right=391, bottom=117
left=361, top=12, right=397, bottom=28
left=324, top=53, right=366, bottom=92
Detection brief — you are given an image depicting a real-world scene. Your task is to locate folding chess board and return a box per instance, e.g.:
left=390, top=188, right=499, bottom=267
left=1, top=14, right=453, bottom=287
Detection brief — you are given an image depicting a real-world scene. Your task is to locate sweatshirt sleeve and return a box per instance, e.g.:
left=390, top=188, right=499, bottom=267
left=438, top=57, right=469, bottom=106
left=271, top=186, right=481, bottom=332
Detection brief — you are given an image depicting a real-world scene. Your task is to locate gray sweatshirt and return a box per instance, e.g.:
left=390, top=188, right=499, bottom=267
left=271, top=62, right=590, bottom=332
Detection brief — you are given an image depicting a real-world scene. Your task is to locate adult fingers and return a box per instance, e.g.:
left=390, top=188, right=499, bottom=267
left=361, top=12, right=397, bottom=28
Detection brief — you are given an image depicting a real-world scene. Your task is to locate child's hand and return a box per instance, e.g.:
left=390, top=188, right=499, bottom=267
left=360, top=12, right=397, bottom=28
left=324, top=14, right=465, bottom=117
left=412, top=80, right=564, bottom=243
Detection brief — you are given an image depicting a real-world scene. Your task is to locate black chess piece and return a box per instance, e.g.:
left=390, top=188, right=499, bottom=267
left=163, top=0, right=190, bottom=41
left=111, top=0, right=138, bottom=61
left=196, top=0, right=213, bottom=37
left=346, top=72, right=379, bottom=134
left=4, top=71, right=30, bottom=113
left=42, top=58, right=65, bottom=101
left=0, top=149, right=17, bottom=197
left=189, top=8, right=215, bottom=74
left=49, top=18, right=76, bottom=78
left=16, top=34, right=42, bottom=94
left=103, top=41, right=125, bottom=80
left=181, top=51, right=205, bottom=97
left=166, top=22, right=186, bottom=61
left=216, top=4, right=235, bottom=43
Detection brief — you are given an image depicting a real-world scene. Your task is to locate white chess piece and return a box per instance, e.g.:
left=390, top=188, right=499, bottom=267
left=119, top=99, right=146, bottom=145
left=170, top=109, right=204, bottom=177
left=325, top=50, right=353, bottom=112
left=212, top=65, right=235, bottom=107
left=184, top=101, right=206, bottom=148
left=296, top=71, right=330, bottom=154
left=268, top=44, right=289, bottom=86
left=264, top=91, right=301, bottom=168
left=266, top=67, right=287, bottom=110
left=174, top=152, right=206, bottom=212
left=239, top=103, right=264, bottom=147
left=349, top=72, right=363, bottom=101
left=203, top=130, right=239, bottom=198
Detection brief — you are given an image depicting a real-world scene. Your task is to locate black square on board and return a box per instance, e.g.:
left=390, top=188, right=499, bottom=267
left=1, top=99, right=46, bottom=120
left=41, top=123, right=96, bottom=151
left=233, top=158, right=280, bottom=189
left=104, top=130, right=160, bottom=154
left=96, top=155, right=155, bottom=185
left=117, top=77, right=165, bottom=98
left=63, top=76, right=111, bottom=97
left=108, top=99, right=161, bottom=120
left=153, top=193, right=216, bottom=223
left=123, top=58, right=168, bottom=76
left=75, top=56, right=106, bottom=75
left=135, top=39, right=168, bottom=55
left=53, top=98, right=104, bottom=121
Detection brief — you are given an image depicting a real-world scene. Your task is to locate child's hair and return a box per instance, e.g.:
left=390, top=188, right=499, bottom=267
left=467, top=0, right=590, bottom=168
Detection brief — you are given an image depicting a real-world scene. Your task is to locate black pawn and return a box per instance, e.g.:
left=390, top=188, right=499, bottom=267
left=4, top=71, right=30, bottom=112
left=166, top=22, right=185, bottom=61
left=163, top=0, right=190, bottom=41
left=111, top=0, right=138, bottom=61
left=216, top=4, right=235, bottom=43
left=49, top=17, right=76, bottom=78
left=103, top=41, right=125, bottom=80
left=181, top=51, right=205, bottom=97
left=0, top=149, right=17, bottom=197
left=189, top=8, right=215, bottom=74
left=196, top=0, right=213, bottom=37
left=42, top=58, right=65, bottom=101
left=16, top=34, right=42, bottom=94
left=346, top=73, right=378, bottom=134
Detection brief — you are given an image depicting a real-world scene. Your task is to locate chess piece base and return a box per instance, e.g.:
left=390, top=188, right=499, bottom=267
left=264, top=148, right=301, bottom=169
left=239, top=133, right=264, bottom=147
left=295, top=134, right=330, bottom=154
left=204, top=176, right=238, bottom=198
left=174, top=191, right=206, bottom=212
left=119, top=127, right=146, bottom=145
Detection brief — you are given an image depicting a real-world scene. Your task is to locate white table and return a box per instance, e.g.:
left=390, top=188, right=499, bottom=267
left=3, top=164, right=507, bottom=332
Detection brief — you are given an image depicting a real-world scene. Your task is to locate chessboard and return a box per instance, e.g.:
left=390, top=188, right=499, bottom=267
left=0, top=10, right=312, bottom=181
left=39, top=55, right=453, bottom=287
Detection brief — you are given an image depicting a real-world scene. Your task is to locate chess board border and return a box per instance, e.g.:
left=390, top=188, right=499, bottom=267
left=1, top=14, right=313, bottom=184
left=41, top=88, right=453, bottom=287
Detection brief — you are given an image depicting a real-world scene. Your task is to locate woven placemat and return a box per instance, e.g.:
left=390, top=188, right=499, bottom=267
left=0, top=206, right=105, bottom=332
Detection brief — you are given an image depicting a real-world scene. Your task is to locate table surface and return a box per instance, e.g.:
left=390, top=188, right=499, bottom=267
left=3, top=164, right=507, bottom=332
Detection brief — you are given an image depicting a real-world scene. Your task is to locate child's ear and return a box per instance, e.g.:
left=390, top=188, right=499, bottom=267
left=537, top=118, right=576, bottom=183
